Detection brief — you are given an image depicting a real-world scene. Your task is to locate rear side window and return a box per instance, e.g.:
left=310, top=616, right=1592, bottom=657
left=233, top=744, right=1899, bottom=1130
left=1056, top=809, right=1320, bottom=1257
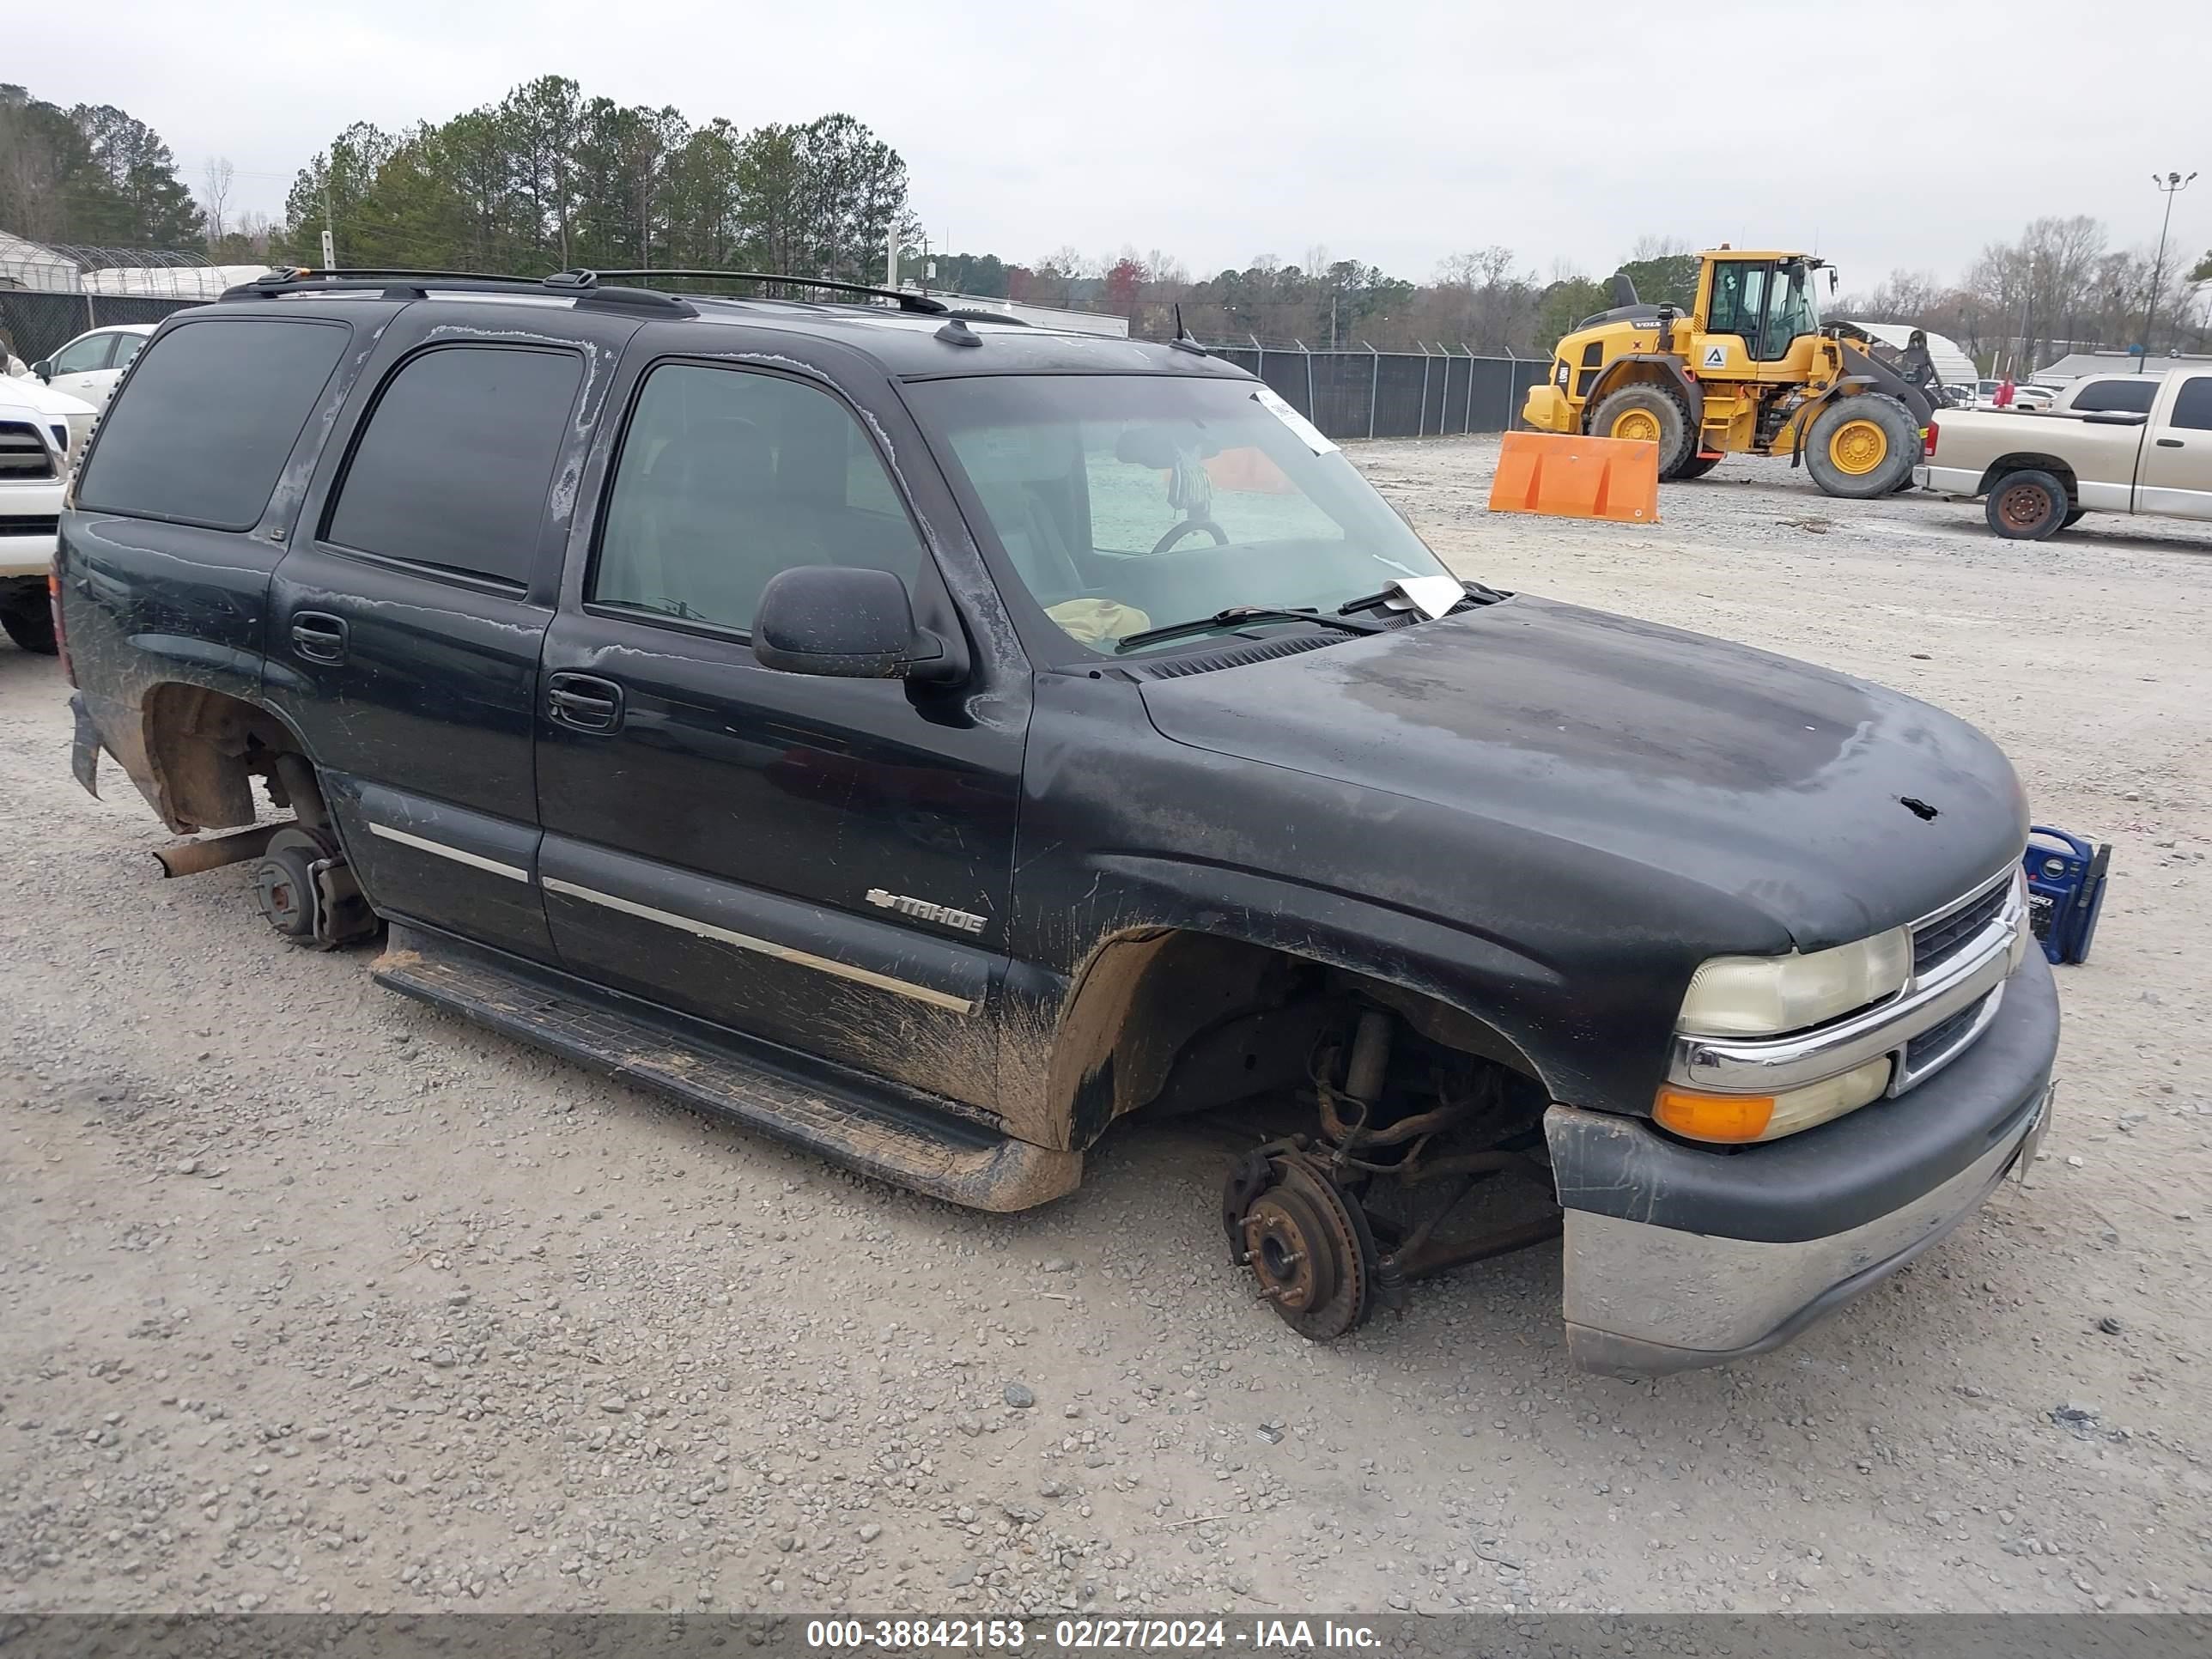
left=325, top=345, right=582, bottom=588
left=2169, top=376, right=2212, bottom=432
left=2070, top=379, right=2155, bottom=414
left=76, top=319, right=349, bottom=530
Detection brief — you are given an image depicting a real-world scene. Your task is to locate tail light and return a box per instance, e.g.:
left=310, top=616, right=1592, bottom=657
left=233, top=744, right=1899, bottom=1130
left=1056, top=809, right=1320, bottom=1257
left=49, top=557, right=74, bottom=686
left=1923, top=421, right=1939, bottom=459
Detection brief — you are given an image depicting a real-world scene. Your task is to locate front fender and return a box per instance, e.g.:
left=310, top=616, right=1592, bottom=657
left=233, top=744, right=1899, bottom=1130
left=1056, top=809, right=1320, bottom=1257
left=997, top=854, right=1577, bottom=1152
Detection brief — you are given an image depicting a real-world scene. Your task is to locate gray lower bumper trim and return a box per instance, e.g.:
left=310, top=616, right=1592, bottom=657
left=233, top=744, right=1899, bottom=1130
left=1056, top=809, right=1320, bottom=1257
left=1561, top=1082, right=2050, bottom=1376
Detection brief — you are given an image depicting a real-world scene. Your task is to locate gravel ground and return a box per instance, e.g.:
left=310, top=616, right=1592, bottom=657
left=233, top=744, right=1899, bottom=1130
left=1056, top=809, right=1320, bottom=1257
left=3, top=437, right=2209, bottom=1619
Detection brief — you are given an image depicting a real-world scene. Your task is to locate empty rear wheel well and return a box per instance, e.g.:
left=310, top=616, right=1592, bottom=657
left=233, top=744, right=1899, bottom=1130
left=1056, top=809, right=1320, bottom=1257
left=141, top=684, right=320, bottom=833
left=1979, top=454, right=2078, bottom=499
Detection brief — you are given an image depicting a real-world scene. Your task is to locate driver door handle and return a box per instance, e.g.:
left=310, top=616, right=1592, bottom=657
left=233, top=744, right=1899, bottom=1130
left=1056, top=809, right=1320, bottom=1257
left=547, top=672, right=624, bottom=732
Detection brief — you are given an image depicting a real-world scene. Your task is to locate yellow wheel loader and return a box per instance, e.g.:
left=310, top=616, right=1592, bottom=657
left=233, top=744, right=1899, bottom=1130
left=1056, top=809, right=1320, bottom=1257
left=1521, top=248, right=1941, bottom=498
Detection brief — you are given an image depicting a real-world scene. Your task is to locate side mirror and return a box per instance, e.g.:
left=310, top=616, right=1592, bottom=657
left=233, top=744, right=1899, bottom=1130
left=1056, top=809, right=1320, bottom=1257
left=1827, top=270, right=1838, bottom=295
left=30, top=360, right=52, bottom=382
left=751, top=566, right=959, bottom=684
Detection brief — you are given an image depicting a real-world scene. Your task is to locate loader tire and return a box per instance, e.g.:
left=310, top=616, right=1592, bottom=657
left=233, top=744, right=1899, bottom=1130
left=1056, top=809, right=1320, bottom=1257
left=1589, top=385, right=1692, bottom=479
left=1674, top=454, right=1722, bottom=480
left=1804, top=395, right=1919, bottom=500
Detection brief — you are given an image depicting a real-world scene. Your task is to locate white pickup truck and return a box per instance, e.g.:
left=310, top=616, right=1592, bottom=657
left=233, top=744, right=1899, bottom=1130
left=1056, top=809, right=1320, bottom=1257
left=1920, top=368, right=2212, bottom=538
left=1, top=377, right=98, bottom=653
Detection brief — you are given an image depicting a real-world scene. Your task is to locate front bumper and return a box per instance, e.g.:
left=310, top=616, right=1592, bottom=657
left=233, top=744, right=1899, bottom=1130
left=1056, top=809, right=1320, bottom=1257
left=1, top=531, right=57, bottom=580
left=1546, top=947, right=2058, bottom=1376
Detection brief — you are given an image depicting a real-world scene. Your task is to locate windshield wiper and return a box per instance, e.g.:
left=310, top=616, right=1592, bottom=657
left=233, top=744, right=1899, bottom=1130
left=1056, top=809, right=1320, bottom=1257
left=1113, top=605, right=1381, bottom=654
left=1336, top=578, right=1506, bottom=618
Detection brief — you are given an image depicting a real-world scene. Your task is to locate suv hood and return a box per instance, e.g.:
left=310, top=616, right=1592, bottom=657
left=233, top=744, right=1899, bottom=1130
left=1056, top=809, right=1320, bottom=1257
left=1137, top=595, right=2027, bottom=951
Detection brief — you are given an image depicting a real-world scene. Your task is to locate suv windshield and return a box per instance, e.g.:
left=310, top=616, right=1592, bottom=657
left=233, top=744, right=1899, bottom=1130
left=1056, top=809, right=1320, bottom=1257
left=908, top=374, right=1451, bottom=653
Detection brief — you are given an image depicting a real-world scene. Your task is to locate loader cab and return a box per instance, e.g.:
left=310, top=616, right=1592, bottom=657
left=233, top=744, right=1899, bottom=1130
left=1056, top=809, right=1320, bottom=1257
left=1696, top=252, right=1824, bottom=370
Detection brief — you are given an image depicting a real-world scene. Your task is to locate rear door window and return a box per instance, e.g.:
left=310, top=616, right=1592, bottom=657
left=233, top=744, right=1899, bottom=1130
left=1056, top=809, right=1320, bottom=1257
left=2072, top=379, right=2156, bottom=414
left=2167, top=375, right=2212, bottom=432
left=324, top=344, right=582, bottom=588
left=75, top=318, right=351, bottom=530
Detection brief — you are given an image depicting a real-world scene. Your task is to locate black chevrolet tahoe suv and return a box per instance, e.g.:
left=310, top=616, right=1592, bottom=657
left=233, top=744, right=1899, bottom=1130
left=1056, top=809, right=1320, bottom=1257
left=56, top=268, right=2059, bottom=1374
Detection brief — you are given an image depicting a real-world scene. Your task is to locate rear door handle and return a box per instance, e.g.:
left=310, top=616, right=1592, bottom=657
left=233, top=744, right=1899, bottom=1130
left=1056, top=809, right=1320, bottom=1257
left=2155, top=437, right=2184, bottom=448
left=290, top=611, right=349, bottom=664
left=547, top=672, right=623, bottom=732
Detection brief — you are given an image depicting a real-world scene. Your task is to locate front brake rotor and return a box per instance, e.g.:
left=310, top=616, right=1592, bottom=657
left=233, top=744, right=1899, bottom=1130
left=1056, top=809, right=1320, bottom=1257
left=1235, top=1156, right=1376, bottom=1341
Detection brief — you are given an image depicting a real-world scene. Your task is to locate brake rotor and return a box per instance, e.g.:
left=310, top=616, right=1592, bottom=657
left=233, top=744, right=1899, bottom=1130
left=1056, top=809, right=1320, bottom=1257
left=1236, top=1157, right=1375, bottom=1341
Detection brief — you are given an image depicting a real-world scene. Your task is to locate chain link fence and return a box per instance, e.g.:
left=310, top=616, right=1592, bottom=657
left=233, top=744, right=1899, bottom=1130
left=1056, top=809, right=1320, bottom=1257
left=1205, top=342, right=1551, bottom=443
left=1, top=242, right=270, bottom=366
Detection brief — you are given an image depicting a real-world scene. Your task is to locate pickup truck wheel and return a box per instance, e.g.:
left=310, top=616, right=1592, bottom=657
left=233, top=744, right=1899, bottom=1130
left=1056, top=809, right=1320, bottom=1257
left=1, top=600, right=58, bottom=655
left=2062, top=507, right=2087, bottom=528
left=1589, top=385, right=1692, bottom=478
left=1804, top=395, right=1918, bottom=499
left=1986, top=470, right=2069, bottom=541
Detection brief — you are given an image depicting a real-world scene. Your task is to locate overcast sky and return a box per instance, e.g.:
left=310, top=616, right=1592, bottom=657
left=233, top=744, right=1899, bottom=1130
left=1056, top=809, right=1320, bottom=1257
left=16, top=0, right=2209, bottom=289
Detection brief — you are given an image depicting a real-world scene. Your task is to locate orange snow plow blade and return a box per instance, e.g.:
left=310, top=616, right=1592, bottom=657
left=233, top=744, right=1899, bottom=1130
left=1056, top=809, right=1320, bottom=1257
left=1487, top=432, right=1660, bottom=524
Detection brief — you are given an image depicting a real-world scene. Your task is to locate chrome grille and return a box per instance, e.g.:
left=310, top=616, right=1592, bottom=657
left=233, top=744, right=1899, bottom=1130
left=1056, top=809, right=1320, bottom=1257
left=1913, top=874, right=2010, bottom=974
left=1902, top=990, right=1995, bottom=1081
left=0, top=422, right=55, bottom=482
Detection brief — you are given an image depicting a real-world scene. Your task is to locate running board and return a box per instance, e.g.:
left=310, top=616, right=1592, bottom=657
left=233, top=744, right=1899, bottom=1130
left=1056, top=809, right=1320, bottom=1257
left=370, top=927, right=1079, bottom=1212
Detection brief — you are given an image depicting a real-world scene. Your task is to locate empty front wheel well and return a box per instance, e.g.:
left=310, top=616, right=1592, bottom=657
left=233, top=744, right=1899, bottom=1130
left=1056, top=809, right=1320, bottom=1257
left=140, top=684, right=323, bottom=833
left=1038, top=928, right=1548, bottom=1152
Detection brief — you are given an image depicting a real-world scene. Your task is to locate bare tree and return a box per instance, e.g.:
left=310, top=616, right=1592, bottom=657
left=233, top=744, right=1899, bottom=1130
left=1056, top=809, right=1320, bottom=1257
left=199, top=155, right=234, bottom=246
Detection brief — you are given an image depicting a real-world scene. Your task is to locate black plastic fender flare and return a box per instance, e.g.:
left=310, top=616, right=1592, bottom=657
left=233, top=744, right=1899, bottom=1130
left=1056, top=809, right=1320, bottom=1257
left=1584, top=355, right=1706, bottom=436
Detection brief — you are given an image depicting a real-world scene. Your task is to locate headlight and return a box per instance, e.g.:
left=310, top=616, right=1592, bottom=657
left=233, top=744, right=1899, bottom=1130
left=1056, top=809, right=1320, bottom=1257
left=1676, top=927, right=1911, bottom=1038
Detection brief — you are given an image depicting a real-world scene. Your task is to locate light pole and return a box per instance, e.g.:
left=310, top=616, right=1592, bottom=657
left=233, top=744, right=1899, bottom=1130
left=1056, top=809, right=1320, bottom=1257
left=2140, top=169, right=2197, bottom=373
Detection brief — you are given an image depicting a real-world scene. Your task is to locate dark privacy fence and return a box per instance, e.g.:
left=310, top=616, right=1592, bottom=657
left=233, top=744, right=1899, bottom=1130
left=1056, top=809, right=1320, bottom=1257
left=0, top=287, right=1553, bottom=447
left=0, top=291, right=199, bottom=368
left=1205, top=344, right=1553, bottom=443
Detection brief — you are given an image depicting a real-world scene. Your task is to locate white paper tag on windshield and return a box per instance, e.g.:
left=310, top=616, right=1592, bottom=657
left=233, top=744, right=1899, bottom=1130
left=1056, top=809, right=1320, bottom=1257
left=1251, top=386, right=1338, bottom=455
left=1389, top=575, right=1466, bottom=621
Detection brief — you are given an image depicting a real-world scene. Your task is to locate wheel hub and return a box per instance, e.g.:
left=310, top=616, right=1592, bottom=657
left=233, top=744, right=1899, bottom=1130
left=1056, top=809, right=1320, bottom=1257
left=1612, top=410, right=1661, bottom=444
left=1829, top=417, right=1888, bottom=475
left=1997, top=483, right=2050, bottom=530
left=1228, top=1155, right=1375, bottom=1340
left=1243, top=1184, right=1339, bottom=1316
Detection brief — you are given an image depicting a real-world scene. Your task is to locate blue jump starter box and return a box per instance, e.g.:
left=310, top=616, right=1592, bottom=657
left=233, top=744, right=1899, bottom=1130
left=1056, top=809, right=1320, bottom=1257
left=2023, top=825, right=2110, bottom=965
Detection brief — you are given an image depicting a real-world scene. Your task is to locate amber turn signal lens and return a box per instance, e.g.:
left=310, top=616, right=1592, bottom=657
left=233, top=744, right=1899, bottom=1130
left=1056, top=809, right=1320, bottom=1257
left=1654, top=1087, right=1775, bottom=1144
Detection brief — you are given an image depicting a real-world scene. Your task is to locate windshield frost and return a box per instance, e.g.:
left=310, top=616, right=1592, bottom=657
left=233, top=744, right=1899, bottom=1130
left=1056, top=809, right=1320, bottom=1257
left=908, top=375, right=1450, bottom=653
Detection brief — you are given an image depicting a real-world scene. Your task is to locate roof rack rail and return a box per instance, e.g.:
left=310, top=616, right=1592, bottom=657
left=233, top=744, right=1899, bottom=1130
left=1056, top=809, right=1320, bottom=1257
left=568, top=270, right=951, bottom=315
left=221, top=267, right=697, bottom=317
left=939, top=307, right=1030, bottom=327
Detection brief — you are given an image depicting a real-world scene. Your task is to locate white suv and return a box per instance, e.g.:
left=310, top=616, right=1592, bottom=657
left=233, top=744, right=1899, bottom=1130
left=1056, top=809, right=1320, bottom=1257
left=1, top=380, right=96, bottom=653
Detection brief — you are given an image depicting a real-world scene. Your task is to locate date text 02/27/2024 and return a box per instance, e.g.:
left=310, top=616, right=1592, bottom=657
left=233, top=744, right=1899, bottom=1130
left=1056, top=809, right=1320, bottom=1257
left=802, top=1619, right=1384, bottom=1650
